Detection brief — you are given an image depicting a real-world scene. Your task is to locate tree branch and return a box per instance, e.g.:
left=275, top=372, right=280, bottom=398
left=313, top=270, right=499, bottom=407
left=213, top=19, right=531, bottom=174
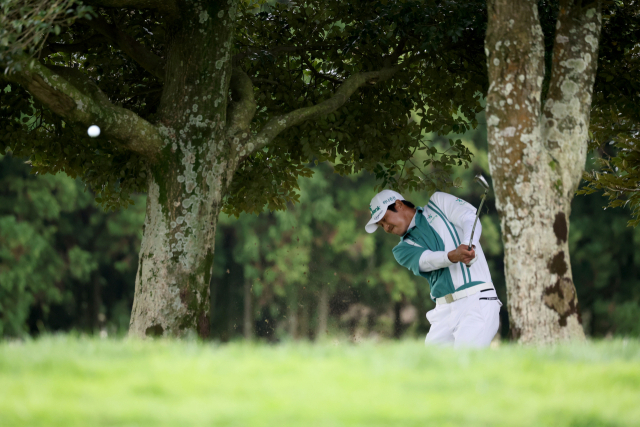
left=233, top=44, right=335, bottom=64
left=251, top=77, right=280, bottom=86
left=5, top=59, right=164, bottom=158
left=82, top=16, right=165, bottom=81
left=86, top=0, right=178, bottom=14
left=384, top=37, right=409, bottom=68
left=227, top=68, right=257, bottom=136
left=250, top=54, right=427, bottom=154
left=603, top=184, right=640, bottom=193
left=42, top=34, right=108, bottom=56
left=302, top=56, right=343, bottom=85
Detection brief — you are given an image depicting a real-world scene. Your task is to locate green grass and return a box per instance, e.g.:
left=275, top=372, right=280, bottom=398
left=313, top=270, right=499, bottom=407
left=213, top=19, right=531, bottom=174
left=1, top=337, right=639, bottom=426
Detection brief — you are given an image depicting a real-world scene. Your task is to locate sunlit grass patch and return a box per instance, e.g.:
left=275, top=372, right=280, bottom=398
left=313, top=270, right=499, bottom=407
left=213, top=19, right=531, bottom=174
left=1, top=336, right=639, bottom=426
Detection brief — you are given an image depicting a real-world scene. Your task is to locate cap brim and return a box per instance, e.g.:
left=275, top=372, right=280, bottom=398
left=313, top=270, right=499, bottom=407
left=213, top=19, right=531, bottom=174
left=365, top=218, right=380, bottom=233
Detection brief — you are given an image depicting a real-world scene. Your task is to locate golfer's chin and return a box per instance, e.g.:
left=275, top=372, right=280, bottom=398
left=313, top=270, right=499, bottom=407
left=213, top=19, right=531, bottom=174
left=391, top=226, right=408, bottom=236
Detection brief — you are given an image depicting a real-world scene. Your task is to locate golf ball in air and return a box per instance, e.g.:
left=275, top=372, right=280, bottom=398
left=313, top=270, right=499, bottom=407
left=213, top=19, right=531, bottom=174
left=87, top=125, right=101, bottom=137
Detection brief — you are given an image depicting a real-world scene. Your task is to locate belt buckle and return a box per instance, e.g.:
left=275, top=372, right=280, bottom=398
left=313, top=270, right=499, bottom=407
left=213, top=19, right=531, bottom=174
left=444, top=294, right=454, bottom=304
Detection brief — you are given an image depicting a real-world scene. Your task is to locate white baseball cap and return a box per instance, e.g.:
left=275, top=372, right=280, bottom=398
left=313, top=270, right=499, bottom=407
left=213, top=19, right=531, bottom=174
left=365, top=189, right=405, bottom=233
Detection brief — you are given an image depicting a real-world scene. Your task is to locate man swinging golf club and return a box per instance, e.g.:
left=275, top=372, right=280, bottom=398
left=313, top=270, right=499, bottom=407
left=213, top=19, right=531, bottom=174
left=365, top=176, right=501, bottom=347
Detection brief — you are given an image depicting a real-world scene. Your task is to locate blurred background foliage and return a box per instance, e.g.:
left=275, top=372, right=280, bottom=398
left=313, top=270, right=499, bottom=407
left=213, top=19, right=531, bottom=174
left=0, top=153, right=144, bottom=337
left=3, top=119, right=640, bottom=340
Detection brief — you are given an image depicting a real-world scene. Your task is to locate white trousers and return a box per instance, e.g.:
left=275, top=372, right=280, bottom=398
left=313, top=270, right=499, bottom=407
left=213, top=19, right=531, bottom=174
left=425, top=289, right=501, bottom=348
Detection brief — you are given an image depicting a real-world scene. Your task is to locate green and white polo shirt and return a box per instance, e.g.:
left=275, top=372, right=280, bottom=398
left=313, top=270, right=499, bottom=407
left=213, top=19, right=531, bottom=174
left=392, top=192, right=493, bottom=300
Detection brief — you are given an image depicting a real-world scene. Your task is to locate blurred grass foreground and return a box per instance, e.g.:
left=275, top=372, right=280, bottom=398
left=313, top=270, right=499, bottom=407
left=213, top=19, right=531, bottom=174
left=1, top=337, right=639, bottom=426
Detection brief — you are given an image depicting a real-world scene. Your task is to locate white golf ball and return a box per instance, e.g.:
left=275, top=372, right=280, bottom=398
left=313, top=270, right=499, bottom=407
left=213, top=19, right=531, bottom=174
left=87, top=125, right=101, bottom=137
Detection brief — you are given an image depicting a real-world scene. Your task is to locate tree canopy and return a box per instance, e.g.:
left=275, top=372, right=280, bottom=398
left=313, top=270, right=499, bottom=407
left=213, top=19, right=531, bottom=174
left=0, top=0, right=486, bottom=215
left=3, top=0, right=635, bottom=222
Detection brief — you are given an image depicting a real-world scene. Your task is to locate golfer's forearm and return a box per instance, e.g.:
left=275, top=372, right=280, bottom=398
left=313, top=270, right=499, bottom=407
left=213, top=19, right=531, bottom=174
left=419, top=250, right=453, bottom=272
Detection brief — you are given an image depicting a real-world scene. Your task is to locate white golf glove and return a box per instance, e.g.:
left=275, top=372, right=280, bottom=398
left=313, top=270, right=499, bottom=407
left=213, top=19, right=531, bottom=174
left=465, top=245, right=478, bottom=267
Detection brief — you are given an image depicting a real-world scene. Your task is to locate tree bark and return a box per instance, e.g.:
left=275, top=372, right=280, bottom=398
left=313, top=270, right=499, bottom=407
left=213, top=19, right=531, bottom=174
left=243, top=279, right=253, bottom=339
left=288, top=302, right=299, bottom=340
left=91, top=275, right=102, bottom=334
left=485, top=0, right=601, bottom=343
left=300, top=296, right=310, bottom=340
left=316, top=284, right=329, bottom=340
left=393, top=301, right=402, bottom=339
left=129, top=1, right=241, bottom=338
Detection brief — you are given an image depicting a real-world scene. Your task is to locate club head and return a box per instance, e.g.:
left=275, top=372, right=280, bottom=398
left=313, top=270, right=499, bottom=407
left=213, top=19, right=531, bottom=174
left=474, top=174, right=490, bottom=191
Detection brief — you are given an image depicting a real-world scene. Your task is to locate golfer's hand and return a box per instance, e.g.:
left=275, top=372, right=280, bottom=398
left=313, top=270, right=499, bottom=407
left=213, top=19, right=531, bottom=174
left=448, top=245, right=475, bottom=264
left=465, top=245, right=478, bottom=267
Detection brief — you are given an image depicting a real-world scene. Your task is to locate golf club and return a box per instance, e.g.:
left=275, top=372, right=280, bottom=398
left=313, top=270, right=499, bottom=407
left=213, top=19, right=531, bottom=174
left=468, top=174, right=490, bottom=251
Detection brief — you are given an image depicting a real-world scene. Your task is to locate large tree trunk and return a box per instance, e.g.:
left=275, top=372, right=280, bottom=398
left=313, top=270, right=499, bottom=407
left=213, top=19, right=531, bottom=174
left=129, top=2, right=241, bottom=338
left=485, top=0, right=601, bottom=343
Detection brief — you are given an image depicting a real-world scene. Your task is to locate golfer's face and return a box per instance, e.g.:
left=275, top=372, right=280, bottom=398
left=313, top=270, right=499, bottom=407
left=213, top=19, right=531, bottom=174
left=378, top=208, right=409, bottom=236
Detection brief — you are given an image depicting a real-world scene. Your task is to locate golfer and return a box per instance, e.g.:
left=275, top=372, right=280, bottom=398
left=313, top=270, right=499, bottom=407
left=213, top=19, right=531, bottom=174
left=365, top=190, right=501, bottom=347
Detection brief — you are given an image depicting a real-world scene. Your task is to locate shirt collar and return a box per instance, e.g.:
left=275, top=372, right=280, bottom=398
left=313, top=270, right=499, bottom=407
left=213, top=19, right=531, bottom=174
left=401, top=208, right=421, bottom=240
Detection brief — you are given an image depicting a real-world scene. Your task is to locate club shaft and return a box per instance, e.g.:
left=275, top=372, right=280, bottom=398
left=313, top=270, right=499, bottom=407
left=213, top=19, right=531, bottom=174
left=468, top=192, right=487, bottom=250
